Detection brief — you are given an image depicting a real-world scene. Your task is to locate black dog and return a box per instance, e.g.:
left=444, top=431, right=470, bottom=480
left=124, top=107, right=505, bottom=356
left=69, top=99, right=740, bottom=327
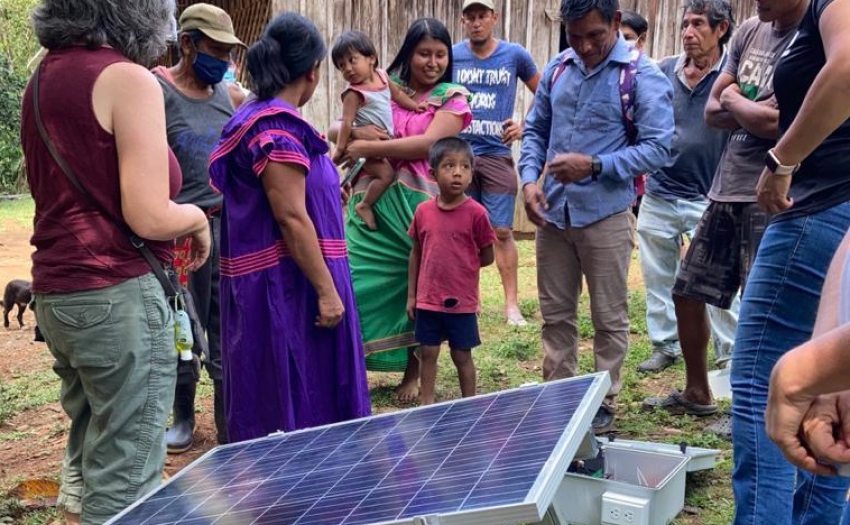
left=2, top=279, right=32, bottom=329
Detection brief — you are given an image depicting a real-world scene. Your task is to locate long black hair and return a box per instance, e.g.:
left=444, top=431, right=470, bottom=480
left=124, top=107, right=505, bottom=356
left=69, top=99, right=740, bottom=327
left=247, top=12, right=326, bottom=100
left=386, top=18, right=453, bottom=86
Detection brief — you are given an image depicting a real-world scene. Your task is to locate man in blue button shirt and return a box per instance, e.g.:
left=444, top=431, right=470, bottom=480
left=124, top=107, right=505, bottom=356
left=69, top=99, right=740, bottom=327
left=519, top=0, right=673, bottom=433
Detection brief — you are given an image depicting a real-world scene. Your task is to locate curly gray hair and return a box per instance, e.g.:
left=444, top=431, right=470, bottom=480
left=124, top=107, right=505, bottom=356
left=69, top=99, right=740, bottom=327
left=32, top=0, right=176, bottom=65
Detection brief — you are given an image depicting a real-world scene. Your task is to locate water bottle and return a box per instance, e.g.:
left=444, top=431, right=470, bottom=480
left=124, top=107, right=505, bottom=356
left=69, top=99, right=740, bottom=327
left=173, top=295, right=194, bottom=361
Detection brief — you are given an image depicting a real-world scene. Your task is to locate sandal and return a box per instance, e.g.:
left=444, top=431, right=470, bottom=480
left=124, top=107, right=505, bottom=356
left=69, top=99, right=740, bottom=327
left=705, top=411, right=732, bottom=441
left=641, top=390, right=719, bottom=417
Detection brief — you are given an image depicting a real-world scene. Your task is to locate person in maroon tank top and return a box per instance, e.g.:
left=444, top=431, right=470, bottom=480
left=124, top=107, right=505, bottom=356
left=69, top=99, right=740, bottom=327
left=20, top=2, right=211, bottom=525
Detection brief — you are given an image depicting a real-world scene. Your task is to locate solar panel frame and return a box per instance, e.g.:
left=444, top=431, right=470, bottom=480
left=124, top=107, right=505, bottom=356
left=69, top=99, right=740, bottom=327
left=105, top=372, right=610, bottom=525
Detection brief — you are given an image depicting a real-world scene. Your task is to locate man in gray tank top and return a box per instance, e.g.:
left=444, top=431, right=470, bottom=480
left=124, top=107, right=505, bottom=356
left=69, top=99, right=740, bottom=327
left=152, top=3, right=244, bottom=453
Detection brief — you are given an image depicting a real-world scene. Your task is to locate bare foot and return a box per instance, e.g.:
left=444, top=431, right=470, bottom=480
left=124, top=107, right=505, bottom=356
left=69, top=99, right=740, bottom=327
left=395, top=380, right=419, bottom=403
left=355, top=202, right=378, bottom=230
left=395, top=350, right=420, bottom=402
left=506, top=308, right=527, bottom=326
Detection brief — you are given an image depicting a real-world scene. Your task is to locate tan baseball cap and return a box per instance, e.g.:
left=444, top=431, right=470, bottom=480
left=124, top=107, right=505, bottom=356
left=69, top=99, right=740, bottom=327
left=462, top=0, right=496, bottom=12
left=179, top=3, right=245, bottom=47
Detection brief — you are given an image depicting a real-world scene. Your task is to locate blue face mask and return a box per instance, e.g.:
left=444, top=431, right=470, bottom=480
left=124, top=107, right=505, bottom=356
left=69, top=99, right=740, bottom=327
left=192, top=51, right=229, bottom=85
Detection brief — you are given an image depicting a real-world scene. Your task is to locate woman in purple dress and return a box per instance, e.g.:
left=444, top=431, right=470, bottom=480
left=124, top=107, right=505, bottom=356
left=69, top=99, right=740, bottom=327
left=209, top=12, right=371, bottom=442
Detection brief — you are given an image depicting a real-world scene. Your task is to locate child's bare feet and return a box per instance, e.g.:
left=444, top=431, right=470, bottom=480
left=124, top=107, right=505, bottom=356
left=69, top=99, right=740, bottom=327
left=395, top=349, right=420, bottom=403
left=395, top=379, right=419, bottom=403
left=355, top=202, right=378, bottom=230
left=419, top=393, right=436, bottom=405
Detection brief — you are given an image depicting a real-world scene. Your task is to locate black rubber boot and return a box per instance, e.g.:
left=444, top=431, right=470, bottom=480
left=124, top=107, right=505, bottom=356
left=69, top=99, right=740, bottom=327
left=213, top=380, right=229, bottom=445
left=166, top=380, right=196, bottom=454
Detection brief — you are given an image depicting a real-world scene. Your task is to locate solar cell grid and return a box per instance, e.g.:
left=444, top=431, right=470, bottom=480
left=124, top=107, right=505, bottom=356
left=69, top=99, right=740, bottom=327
left=107, top=374, right=608, bottom=525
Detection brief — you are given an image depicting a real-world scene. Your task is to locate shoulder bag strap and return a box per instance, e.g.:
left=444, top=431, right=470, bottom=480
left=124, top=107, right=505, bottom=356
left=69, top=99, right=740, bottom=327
left=618, top=47, right=641, bottom=146
left=31, top=64, right=178, bottom=298
left=549, top=47, right=640, bottom=145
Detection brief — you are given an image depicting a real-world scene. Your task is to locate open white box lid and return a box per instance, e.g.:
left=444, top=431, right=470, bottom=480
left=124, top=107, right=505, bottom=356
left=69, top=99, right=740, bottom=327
left=600, top=438, right=720, bottom=472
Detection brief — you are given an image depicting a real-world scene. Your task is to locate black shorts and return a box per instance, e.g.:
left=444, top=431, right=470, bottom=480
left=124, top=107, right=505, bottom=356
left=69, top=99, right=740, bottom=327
left=414, top=309, right=480, bottom=350
left=673, top=201, right=769, bottom=309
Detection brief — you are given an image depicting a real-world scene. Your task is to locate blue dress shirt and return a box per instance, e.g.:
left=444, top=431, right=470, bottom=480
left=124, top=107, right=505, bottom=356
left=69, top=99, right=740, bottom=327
left=519, top=37, right=674, bottom=228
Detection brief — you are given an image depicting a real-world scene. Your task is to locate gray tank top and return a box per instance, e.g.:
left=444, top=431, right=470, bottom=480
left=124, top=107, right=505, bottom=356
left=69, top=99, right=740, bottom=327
left=157, top=75, right=233, bottom=210
left=344, top=69, right=395, bottom=138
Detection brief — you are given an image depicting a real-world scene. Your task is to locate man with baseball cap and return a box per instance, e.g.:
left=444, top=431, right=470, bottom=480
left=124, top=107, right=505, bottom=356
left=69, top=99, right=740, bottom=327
left=179, top=3, right=245, bottom=47
left=151, top=3, right=245, bottom=454
left=453, top=0, right=541, bottom=327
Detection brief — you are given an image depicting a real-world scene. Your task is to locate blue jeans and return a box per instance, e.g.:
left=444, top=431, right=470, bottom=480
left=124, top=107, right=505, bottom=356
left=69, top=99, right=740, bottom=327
left=637, top=193, right=738, bottom=361
left=731, top=202, right=850, bottom=525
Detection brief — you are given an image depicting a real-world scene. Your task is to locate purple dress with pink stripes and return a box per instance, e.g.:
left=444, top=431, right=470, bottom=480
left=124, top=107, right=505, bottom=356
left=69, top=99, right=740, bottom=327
left=209, top=97, right=371, bottom=442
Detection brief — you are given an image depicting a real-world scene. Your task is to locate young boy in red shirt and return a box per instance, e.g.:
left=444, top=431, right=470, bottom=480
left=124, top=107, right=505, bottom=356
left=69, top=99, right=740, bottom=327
left=407, top=137, right=496, bottom=405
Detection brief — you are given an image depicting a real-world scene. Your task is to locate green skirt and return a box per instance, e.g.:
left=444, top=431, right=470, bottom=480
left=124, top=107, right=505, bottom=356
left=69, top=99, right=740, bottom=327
left=345, top=173, right=436, bottom=372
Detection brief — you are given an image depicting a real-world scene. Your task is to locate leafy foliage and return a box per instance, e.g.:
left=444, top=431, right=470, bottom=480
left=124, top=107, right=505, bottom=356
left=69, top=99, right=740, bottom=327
left=0, top=0, right=39, bottom=193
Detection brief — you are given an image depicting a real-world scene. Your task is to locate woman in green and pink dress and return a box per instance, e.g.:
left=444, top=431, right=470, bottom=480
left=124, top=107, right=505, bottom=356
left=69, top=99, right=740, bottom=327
left=339, top=18, right=472, bottom=400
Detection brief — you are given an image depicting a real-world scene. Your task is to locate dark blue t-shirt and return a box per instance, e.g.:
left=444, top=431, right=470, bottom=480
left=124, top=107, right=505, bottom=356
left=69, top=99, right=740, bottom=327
left=452, top=40, right=537, bottom=157
left=647, top=54, right=729, bottom=201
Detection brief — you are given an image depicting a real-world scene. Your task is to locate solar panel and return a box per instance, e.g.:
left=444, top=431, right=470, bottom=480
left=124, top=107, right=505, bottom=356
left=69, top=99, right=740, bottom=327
left=106, top=372, right=610, bottom=525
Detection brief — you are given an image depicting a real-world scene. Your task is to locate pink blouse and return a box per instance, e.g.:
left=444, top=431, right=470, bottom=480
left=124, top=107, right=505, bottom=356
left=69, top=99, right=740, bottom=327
left=389, top=85, right=472, bottom=180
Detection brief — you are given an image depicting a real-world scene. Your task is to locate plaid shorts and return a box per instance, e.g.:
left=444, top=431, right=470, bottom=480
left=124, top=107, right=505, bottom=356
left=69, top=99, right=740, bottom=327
left=673, top=201, right=769, bottom=309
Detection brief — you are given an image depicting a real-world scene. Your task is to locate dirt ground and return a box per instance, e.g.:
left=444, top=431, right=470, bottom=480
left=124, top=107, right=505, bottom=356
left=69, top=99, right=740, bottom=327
left=0, top=220, right=216, bottom=493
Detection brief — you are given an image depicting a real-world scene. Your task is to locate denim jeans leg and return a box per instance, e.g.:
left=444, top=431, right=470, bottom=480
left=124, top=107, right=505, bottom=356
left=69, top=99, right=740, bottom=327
left=706, top=298, right=738, bottom=363
left=637, top=194, right=682, bottom=357
left=731, top=203, right=850, bottom=525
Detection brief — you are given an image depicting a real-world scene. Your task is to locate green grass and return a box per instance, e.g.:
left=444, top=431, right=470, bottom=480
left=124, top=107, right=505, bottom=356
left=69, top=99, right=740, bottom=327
left=0, top=198, right=733, bottom=523
left=0, top=197, right=33, bottom=230
left=424, top=241, right=734, bottom=525
left=0, top=370, right=59, bottom=427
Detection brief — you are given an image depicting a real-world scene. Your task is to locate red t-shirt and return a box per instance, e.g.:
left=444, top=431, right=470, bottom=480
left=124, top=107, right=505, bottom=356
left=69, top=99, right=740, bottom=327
left=20, top=47, right=182, bottom=294
left=408, top=198, right=495, bottom=313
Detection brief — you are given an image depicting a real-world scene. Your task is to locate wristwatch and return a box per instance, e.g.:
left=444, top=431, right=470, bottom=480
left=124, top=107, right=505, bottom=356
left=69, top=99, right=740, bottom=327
left=765, top=148, right=799, bottom=176
left=591, top=156, right=602, bottom=181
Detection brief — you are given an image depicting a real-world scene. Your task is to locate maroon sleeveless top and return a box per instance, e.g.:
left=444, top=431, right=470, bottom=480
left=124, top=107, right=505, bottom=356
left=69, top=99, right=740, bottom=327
left=20, top=47, right=182, bottom=294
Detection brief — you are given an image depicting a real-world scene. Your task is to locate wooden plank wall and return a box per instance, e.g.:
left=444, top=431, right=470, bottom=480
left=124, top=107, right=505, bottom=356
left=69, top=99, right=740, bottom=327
left=261, top=0, right=759, bottom=232
left=625, top=0, right=756, bottom=60
left=270, top=0, right=557, bottom=135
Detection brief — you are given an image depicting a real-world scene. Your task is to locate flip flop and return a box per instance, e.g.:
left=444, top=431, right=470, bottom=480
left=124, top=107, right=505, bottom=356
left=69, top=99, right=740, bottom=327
left=705, top=411, right=732, bottom=440
left=641, top=390, right=719, bottom=416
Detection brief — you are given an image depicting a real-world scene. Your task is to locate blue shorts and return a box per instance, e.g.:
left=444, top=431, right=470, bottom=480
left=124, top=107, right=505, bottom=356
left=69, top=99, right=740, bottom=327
left=414, top=309, right=480, bottom=350
left=467, top=155, right=518, bottom=229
